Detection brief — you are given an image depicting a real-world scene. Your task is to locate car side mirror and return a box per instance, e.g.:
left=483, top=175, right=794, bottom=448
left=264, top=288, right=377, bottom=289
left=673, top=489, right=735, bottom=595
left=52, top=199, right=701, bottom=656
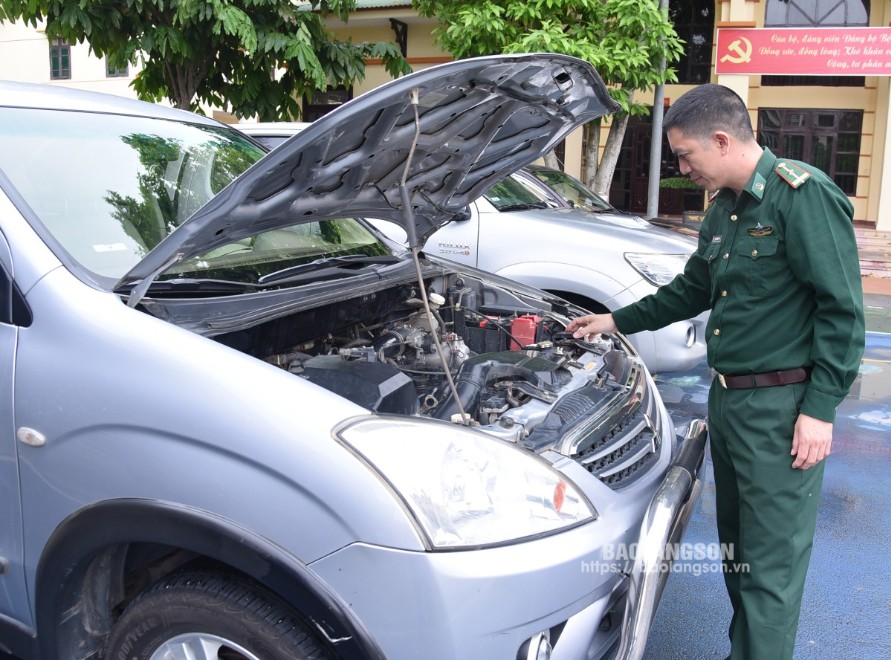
left=452, top=206, right=472, bottom=223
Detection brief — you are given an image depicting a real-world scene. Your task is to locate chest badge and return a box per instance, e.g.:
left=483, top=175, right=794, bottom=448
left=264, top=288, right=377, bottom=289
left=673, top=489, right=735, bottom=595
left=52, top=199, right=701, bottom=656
left=747, top=222, right=773, bottom=237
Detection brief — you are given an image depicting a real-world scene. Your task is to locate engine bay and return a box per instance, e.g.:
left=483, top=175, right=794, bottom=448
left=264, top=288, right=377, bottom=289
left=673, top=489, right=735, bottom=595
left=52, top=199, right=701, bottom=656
left=209, top=269, right=662, bottom=486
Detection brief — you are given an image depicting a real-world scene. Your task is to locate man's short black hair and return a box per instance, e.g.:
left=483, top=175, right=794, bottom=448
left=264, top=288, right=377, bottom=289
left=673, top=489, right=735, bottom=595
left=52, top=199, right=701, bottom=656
left=663, top=84, right=755, bottom=142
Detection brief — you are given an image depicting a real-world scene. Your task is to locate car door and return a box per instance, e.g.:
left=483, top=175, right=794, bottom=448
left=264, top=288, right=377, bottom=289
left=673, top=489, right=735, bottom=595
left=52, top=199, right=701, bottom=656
left=0, top=228, right=29, bottom=627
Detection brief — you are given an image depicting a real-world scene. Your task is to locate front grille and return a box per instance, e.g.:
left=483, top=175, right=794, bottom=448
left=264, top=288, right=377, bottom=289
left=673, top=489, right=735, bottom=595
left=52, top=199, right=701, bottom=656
left=574, top=410, right=660, bottom=488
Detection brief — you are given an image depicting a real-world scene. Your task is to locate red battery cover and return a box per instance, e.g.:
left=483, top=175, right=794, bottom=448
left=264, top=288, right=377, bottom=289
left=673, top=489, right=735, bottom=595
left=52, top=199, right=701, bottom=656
left=510, top=315, right=541, bottom=350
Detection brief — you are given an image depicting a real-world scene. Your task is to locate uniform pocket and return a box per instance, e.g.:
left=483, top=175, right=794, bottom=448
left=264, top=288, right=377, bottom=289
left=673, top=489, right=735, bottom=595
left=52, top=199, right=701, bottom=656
left=703, top=241, right=723, bottom=278
left=737, top=236, right=780, bottom=296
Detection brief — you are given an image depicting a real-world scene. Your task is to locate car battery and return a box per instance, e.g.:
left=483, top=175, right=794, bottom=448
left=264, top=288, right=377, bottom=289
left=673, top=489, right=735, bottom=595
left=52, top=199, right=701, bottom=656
left=510, top=314, right=542, bottom=350
left=460, top=315, right=511, bottom=353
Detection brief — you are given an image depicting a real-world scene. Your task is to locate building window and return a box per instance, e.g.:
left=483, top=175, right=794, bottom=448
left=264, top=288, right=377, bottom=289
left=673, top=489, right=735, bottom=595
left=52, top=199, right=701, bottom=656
left=303, top=86, right=352, bottom=122
left=106, top=60, right=129, bottom=78
left=669, top=0, right=714, bottom=84
left=764, top=0, right=868, bottom=26
left=757, top=109, right=862, bottom=195
left=763, top=0, right=869, bottom=86
left=49, top=38, right=71, bottom=80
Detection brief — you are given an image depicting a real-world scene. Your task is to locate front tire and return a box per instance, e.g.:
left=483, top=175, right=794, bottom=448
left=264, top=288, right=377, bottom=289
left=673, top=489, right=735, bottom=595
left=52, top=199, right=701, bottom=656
left=105, top=570, right=328, bottom=660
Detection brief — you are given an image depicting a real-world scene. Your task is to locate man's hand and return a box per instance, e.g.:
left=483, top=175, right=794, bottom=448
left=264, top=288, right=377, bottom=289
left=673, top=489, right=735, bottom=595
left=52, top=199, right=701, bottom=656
left=791, top=413, right=833, bottom=469
left=565, top=313, right=618, bottom=339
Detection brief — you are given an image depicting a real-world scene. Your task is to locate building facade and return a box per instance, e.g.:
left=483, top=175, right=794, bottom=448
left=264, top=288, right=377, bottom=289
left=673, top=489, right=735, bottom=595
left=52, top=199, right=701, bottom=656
left=1, top=0, right=889, bottom=230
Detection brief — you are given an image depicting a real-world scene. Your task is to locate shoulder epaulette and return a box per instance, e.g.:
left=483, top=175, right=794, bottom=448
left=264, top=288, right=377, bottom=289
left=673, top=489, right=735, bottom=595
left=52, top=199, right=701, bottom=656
left=774, top=161, right=812, bottom=189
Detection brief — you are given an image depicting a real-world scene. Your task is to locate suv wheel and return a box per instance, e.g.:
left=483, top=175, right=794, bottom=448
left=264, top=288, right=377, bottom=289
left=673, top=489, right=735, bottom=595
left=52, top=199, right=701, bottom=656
left=105, top=570, right=327, bottom=660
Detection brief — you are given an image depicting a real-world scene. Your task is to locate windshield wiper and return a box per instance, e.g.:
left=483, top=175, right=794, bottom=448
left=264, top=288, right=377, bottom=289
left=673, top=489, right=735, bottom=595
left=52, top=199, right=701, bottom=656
left=116, top=255, right=402, bottom=299
left=496, top=201, right=551, bottom=212
left=257, top=254, right=401, bottom=286
left=115, top=278, right=251, bottom=298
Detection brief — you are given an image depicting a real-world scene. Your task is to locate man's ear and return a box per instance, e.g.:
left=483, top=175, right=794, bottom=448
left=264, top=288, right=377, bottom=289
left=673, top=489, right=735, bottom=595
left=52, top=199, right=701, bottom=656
left=714, top=131, right=731, bottom=153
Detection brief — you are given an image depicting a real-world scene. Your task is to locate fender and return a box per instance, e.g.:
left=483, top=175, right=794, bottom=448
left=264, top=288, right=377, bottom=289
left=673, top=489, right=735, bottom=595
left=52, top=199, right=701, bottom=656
left=35, top=498, right=386, bottom=660
left=492, top=260, right=631, bottom=311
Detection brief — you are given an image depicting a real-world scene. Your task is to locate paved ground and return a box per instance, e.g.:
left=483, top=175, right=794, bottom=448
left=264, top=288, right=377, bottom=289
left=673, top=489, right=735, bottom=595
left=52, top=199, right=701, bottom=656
left=644, top=278, right=891, bottom=659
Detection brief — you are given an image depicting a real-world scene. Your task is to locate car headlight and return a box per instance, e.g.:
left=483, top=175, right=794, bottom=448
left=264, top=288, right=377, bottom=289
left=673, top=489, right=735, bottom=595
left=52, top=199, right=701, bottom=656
left=338, top=417, right=596, bottom=549
left=624, top=252, right=690, bottom=286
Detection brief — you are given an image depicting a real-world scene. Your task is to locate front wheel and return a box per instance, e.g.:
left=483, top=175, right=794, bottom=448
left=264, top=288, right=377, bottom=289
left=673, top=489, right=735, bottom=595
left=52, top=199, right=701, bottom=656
left=105, top=570, right=328, bottom=660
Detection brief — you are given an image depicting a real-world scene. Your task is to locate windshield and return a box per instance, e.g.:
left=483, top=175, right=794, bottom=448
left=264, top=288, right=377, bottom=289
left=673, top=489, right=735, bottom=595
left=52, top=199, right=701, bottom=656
left=157, top=217, right=390, bottom=284
left=530, top=168, right=614, bottom=212
left=0, top=107, right=389, bottom=285
left=0, top=107, right=267, bottom=279
left=483, top=174, right=553, bottom=211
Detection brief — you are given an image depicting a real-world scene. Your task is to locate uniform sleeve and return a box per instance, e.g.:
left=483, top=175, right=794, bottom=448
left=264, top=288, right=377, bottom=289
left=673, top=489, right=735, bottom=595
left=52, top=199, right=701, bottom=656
left=784, top=179, right=865, bottom=422
left=613, top=223, right=713, bottom=335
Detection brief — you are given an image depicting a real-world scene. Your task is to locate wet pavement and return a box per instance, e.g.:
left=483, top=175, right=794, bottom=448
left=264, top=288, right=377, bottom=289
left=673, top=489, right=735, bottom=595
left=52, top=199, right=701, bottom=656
left=644, top=285, right=891, bottom=659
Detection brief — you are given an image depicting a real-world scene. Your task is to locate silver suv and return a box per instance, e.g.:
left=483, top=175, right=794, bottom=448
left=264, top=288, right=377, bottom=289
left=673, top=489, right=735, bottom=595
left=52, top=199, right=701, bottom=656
left=0, top=55, right=705, bottom=660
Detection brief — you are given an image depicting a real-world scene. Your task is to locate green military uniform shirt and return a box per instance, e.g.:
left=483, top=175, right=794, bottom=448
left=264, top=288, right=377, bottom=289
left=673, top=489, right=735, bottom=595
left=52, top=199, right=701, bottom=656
left=614, top=147, right=865, bottom=423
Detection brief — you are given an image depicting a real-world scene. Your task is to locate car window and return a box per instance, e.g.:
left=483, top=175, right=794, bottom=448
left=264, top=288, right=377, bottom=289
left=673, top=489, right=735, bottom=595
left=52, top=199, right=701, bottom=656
left=482, top=174, right=550, bottom=211
left=531, top=169, right=614, bottom=211
left=0, top=107, right=265, bottom=279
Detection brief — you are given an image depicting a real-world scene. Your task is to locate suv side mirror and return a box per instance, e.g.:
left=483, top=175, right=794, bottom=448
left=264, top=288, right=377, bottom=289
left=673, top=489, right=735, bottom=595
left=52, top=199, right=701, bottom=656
left=452, top=206, right=472, bottom=223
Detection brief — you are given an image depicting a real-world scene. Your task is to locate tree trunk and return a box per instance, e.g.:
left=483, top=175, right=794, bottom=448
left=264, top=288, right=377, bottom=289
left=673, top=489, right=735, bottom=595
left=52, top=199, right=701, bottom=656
left=543, top=150, right=561, bottom=170
left=167, top=59, right=211, bottom=110
left=583, top=119, right=602, bottom=190
left=592, top=113, right=629, bottom=197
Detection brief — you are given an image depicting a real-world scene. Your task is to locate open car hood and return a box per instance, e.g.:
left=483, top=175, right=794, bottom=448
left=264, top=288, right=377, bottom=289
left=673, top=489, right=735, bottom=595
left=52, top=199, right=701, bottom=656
left=118, top=54, right=618, bottom=293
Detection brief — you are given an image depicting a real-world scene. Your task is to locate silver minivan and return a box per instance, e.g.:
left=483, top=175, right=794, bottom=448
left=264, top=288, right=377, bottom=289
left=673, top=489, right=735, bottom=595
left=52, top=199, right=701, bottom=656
left=0, top=55, right=705, bottom=660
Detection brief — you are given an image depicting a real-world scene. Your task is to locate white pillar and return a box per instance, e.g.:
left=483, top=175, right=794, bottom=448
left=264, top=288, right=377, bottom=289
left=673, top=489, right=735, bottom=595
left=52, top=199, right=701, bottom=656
left=875, top=78, right=891, bottom=231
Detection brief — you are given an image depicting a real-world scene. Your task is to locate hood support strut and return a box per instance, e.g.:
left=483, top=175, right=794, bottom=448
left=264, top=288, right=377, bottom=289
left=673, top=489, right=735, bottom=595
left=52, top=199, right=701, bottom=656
left=400, top=88, right=469, bottom=425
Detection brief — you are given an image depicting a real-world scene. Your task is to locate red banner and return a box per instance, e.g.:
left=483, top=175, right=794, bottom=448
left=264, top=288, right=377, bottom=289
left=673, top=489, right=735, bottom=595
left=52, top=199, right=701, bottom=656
left=715, top=28, right=891, bottom=76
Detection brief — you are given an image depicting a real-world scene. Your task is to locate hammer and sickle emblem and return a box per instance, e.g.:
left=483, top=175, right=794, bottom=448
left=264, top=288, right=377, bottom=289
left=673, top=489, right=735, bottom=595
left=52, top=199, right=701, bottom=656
left=720, top=37, right=753, bottom=64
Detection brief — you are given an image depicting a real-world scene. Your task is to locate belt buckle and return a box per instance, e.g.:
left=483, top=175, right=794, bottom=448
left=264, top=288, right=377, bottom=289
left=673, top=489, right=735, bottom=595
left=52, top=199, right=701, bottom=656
left=718, top=373, right=727, bottom=389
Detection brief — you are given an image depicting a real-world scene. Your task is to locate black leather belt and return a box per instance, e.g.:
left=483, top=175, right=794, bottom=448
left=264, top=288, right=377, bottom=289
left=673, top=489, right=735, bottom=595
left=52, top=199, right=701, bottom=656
left=717, top=367, right=812, bottom=389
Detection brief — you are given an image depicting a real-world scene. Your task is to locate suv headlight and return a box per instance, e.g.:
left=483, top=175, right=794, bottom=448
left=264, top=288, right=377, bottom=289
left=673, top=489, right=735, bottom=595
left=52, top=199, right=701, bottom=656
left=338, top=417, right=596, bottom=549
left=624, top=252, right=690, bottom=286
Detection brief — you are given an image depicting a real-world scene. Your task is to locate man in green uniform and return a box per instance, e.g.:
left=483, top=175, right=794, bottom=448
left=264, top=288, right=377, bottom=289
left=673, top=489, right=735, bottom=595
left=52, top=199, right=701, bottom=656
left=567, top=84, right=865, bottom=659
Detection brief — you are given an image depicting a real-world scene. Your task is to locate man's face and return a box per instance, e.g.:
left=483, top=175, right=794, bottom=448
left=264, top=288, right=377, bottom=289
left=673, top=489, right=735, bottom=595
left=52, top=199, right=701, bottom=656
left=667, top=127, right=725, bottom=192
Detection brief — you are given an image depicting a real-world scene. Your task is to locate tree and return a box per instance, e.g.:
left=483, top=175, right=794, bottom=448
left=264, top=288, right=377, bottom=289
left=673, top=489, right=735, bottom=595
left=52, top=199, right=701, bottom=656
left=413, top=0, right=683, bottom=195
left=0, top=0, right=410, bottom=119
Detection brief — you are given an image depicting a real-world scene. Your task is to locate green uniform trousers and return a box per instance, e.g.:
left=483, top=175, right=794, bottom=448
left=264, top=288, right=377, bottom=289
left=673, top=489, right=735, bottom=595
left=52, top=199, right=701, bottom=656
left=708, top=378, right=825, bottom=660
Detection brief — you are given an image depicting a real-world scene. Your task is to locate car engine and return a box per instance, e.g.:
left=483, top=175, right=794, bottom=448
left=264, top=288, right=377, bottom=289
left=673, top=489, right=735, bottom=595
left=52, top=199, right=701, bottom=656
left=219, top=270, right=664, bottom=489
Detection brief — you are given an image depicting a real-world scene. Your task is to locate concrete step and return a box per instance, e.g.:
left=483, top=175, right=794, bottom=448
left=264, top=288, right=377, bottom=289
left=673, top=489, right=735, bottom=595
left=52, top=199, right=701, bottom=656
left=855, top=226, right=891, bottom=279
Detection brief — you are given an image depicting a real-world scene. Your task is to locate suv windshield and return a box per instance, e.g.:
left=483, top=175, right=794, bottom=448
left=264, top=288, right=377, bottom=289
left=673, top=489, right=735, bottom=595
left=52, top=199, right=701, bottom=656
left=483, top=174, right=553, bottom=212
left=530, top=168, right=614, bottom=212
left=0, top=107, right=387, bottom=285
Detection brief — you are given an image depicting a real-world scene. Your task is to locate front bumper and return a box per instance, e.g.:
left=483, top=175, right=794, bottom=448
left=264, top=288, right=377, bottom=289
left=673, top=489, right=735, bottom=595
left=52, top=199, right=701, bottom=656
left=612, top=418, right=708, bottom=660
left=308, top=420, right=708, bottom=660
